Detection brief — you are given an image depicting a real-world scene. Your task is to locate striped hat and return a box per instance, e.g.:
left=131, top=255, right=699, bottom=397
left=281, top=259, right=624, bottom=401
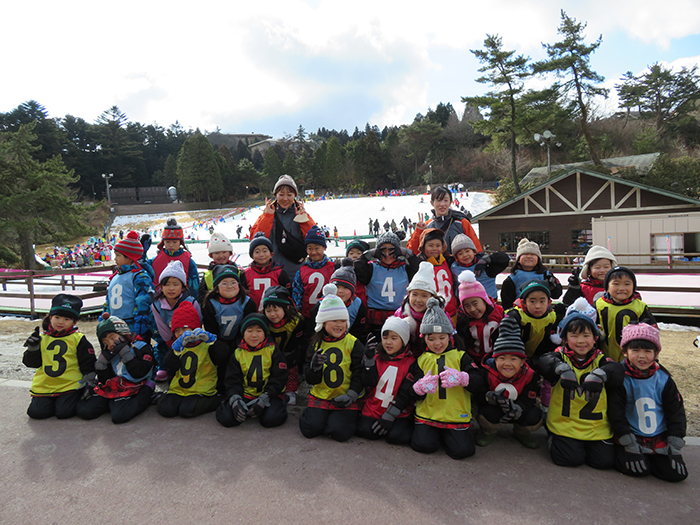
left=492, top=315, right=526, bottom=359
left=315, top=283, right=349, bottom=332
left=114, top=231, right=143, bottom=261
left=161, top=218, right=184, bottom=240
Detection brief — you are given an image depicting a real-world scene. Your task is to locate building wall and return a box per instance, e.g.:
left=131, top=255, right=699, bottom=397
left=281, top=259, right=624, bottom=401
left=114, top=201, right=223, bottom=216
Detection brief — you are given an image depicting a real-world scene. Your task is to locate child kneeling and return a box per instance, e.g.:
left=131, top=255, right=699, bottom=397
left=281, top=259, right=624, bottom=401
left=216, top=314, right=289, bottom=428
left=299, top=284, right=365, bottom=442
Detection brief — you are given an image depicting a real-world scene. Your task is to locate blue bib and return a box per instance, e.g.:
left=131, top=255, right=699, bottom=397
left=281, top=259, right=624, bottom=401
left=212, top=297, right=249, bottom=341
left=347, top=296, right=362, bottom=326
left=108, top=271, right=137, bottom=322
left=511, top=270, right=546, bottom=297
left=366, top=263, right=409, bottom=311
left=624, top=370, right=669, bottom=437
left=109, top=340, right=153, bottom=383
left=451, top=260, right=498, bottom=299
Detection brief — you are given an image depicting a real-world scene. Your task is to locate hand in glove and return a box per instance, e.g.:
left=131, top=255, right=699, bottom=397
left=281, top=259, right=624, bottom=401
left=132, top=315, right=151, bottom=338
left=568, top=267, right=582, bottom=289
left=364, top=334, right=378, bottom=368
left=618, top=433, right=648, bottom=474
left=439, top=367, right=470, bottom=389
left=332, top=389, right=359, bottom=408
left=499, top=399, right=523, bottom=424
left=80, top=372, right=97, bottom=399
left=665, top=436, right=687, bottom=477
left=544, top=270, right=559, bottom=289
left=581, top=368, right=606, bottom=403
left=171, top=331, right=191, bottom=353
left=473, top=255, right=490, bottom=278
left=229, top=395, right=248, bottom=422
left=246, top=392, right=271, bottom=417
left=95, top=353, right=110, bottom=371
left=363, top=248, right=377, bottom=260
left=555, top=361, right=579, bottom=400
left=413, top=371, right=439, bottom=396
left=182, top=328, right=215, bottom=346
left=372, top=404, right=402, bottom=436
left=310, top=349, right=328, bottom=372
left=23, top=326, right=41, bottom=351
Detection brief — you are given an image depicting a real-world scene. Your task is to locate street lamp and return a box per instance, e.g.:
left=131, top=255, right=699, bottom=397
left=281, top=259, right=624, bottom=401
left=534, top=131, right=561, bottom=175
left=102, top=173, right=113, bottom=204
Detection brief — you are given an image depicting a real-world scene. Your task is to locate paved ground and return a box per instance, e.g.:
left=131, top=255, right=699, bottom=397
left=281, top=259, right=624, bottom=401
left=1, top=380, right=698, bottom=525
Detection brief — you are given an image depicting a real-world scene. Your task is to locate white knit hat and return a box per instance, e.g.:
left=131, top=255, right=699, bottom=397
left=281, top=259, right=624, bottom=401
left=208, top=232, right=232, bottom=254
left=159, top=260, right=187, bottom=285
left=407, top=261, right=437, bottom=295
left=580, top=246, right=617, bottom=280
left=315, top=283, right=349, bottom=332
left=382, top=316, right=411, bottom=346
left=516, top=238, right=541, bottom=260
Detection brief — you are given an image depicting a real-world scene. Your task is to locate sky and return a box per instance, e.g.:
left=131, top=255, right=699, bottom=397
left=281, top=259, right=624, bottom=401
left=2, top=0, right=699, bottom=138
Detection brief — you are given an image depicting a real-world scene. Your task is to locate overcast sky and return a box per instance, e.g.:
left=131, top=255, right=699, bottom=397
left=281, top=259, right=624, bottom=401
left=2, top=0, right=699, bottom=138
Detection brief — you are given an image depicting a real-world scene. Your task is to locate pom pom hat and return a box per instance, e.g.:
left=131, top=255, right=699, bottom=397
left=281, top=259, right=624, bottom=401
left=208, top=232, right=233, bottom=254
left=420, top=297, right=454, bottom=335
left=451, top=234, right=476, bottom=255
left=458, top=270, right=493, bottom=307
left=620, top=323, right=661, bottom=353
left=161, top=218, right=184, bottom=240
left=171, top=301, right=201, bottom=332
left=114, top=231, right=144, bottom=261
left=315, top=283, right=349, bottom=332
left=551, top=297, right=599, bottom=345
left=516, top=238, right=541, bottom=261
left=96, top=315, right=130, bottom=343
left=407, top=261, right=438, bottom=296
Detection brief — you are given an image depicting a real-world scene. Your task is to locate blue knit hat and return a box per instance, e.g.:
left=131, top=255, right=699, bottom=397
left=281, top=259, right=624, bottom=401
left=305, top=225, right=327, bottom=248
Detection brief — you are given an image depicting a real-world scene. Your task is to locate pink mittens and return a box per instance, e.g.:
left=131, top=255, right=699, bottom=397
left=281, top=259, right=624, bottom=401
left=413, top=371, right=439, bottom=395
left=439, top=367, right=470, bottom=388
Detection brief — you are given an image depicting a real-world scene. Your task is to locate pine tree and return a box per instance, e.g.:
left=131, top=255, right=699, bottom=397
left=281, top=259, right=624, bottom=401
left=176, top=133, right=223, bottom=206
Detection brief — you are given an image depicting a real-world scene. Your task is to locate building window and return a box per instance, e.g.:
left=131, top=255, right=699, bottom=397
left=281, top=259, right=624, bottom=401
left=571, top=229, right=593, bottom=252
left=499, top=231, right=550, bottom=253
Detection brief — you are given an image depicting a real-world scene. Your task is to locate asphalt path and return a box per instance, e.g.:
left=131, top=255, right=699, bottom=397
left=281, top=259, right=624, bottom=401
left=1, top=381, right=698, bottom=524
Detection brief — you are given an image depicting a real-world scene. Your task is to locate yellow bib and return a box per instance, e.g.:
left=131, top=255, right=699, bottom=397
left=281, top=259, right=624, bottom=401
left=168, top=342, right=218, bottom=396
left=310, top=334, right=357, bottom=401
left=513, top=307, right=557, bottom=358
left=596, top=298, right=648, bottom=362
left=415, top=349, right=472, bottom=424
left=235, top=343, right=275, bottom=398
left=31, top=332, right=85, bottom=395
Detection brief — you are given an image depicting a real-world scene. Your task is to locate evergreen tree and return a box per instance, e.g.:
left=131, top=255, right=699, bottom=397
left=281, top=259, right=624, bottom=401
left=93, top=106, right=145, bottom=187
left=236, top=140, right=252, bottom=162
left=176, top=133, right=223, bottom=206
left=252, top=149, right=264, bottom=170
left=162, top=154, right=178, bottom=187
left=261, top=147, right=283, bottom=193
left=283, top=151, right=299, bottom=179
left=0, top=100, right=64, bottom=162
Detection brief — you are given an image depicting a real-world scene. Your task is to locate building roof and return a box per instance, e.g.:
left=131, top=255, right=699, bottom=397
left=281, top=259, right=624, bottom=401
left=520, top=153, right=660, bottom=184
left=473, top=167, right=700, bottom=222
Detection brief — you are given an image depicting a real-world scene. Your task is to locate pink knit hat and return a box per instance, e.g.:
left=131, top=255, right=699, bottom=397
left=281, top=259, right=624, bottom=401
left=458, top=270, right=493, bottom=307
left=620, top=323, right=661, bottom=353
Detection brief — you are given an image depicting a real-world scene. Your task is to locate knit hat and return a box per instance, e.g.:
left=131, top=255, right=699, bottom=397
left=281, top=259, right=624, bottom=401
left=604, top=266, right=637, bottom=292
left=96, top=315, right=131, bottom=343
left=262, top=285, right=292, bottom=307
left=419, top=228, right=445, bottom=252
left=451, top=234, right=476, bottom=256
left=171, top=301, right=201, bottom=332
left=208, top=231, right=232, bottom=254
left=305, top=225, right=327, bottom=248
left=273, top=174, right=298, bottom=196
left=50, top=293, right=82, bottom=320
left=382, top=316, right=411, bottom=346
left=330, top=258, right=357, bottom=293
left=376, top=230, right=401, bottom=256
left=580, top=246, right=617, bottom=280
left=161, top=218, right=184, bottom=240
left=212, top=264, right=241, bottom=288
left=249, top=231, right=273, bottom=257
left=516, top=238, right=541, bottom=260
left=159, top=260, right=187, bottom=286
left=407, top=261, right=438, bottom=295
left=420, top=297, right=453, bottom=335
left=346, top=239, right=369, bottom=256
left=620, top=322, right=661, bottom=353
left=491, top=315, right=527, bottom=359
left=551, top=297, right=598, bottom=345
left=518, top=279, right=551, bottom=300
left=114, top=231, right=144, bottom=261
left=240, top=313, right=269, bottom=335
left=315, top=283, right=349, bottom=332
left=458, top=270, right=493, bottom=306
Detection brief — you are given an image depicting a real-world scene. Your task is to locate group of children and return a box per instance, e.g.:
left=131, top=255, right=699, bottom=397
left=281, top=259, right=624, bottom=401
left=22, top=205, right=688, bottom=482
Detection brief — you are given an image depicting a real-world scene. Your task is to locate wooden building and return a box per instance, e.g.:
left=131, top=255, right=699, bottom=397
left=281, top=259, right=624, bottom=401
left=472, top=168, right=700, bottom=256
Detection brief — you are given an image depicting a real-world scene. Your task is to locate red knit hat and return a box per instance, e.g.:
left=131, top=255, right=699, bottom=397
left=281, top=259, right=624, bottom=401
left=171, top=301, right=201, bottom=331
left=161, top=218, right=184, bottom=240
left=114, top=231, right=143, bottom=261
left=620, top=323, right=661, bottom=353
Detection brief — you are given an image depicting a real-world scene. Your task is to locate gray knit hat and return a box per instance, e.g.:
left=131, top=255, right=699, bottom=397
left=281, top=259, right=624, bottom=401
left=516, top=238, right=541, bottom=260
left=420, top=297, right=453, bottom=335
left=330, top=258, right=357, bottom=293
left=491, top=315, right=526, bottom=359
left=273, top=174, right=298, bottom=196
left=376, top=230, right=401, bottom=256
left=451, top=233, right=476, bottom=255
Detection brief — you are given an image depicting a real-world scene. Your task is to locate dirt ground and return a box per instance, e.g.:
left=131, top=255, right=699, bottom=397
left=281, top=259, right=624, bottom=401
left=2, top=318, right=698, bottom=435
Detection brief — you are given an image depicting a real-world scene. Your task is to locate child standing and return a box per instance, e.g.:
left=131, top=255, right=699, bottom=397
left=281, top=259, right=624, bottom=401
left=22, top=294, right=96, bottom=419
left=416, top=229, right=458, bottom=321
left=450, top=234, right=509, bottom=304
left=596, top=266, right=657, bottom=362
left=292, top=225, right=336, bottom=319
left=455, top=270, right=504, bottom=364
left=504, top=280, right=558, bottom=362
left=299, top=284, right=365, bottom=442
left=474, top=316, right=542, bottom=448
left=150, top=218, right=200, bottom=299
left=216, top=314, right=289, bottom=428
left=538, top=309, right=624, bottom=468
left=345, top=239, right=370, bottom=306
left=78, top=315, right=156, bottom=424
left=199, top=231, right=244, bottom=305
left=395, top=261, right=441, bottom=356
left=245, top=232, right=290, bottom=311
left=357, top=317, right=416, bottom=445
left=103, top=230, right=154, bottom=339
left=157, top=302, right=228, bottom=418
left=608, top=323, right=688, bottom=482
left=500, top=238, right=562, bottom=311
left=562, top=246, right=617, bottom=307
left=151, top=260, right=201, bottom=381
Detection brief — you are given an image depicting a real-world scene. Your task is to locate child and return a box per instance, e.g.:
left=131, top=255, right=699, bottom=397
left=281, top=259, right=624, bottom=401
left=454, top=270, right=504, bottom=364
left=291, top=225, right=336, bottom=319
left=596, top=266, right=656, bottom=362
left=262, top=286, right=306, bottom=405
left=416, top=229, right=458, bottom=321
left=504, top=280, right=558, bottom=363
left=78, top=315, right=156, bottom=424
left=355, top=230, right=418, bottom=338
left=158, top=302, right=228, bottom=418
left=608, top=323, right=688, bottom=482
left=345, top=239, right=369, bottom=306
left=103, top=230, right=154, bottom=339
left=475, top=315, right=542, bottom=448
left=500, top=238, right=562, bottom=311
left=216, top=314, right=289, bottom=428
left=299, top=284, right=365, bottom=442
left=199, top=231, right=244, bottom=305
left=537, top=308, right=624, bottom=469
left=395, top=298, right=486, bottom=460
left=149, top=218, right=200, bottom=299
left=450, top=234, right=509, bottom=304
left=357, top=317, right=416, bottom=445
left=245, top=231, right=290, bottom=311
left=22, top=294, right=96, bottom=419
left=562, top=246, right=617, bottom=307
left=395, top=261, right=442, bottom=356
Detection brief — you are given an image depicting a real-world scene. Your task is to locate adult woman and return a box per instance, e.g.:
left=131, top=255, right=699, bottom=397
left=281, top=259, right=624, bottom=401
left=407, top=185, right=482, bottom=256
left=250, top=175, right=317, bottom=280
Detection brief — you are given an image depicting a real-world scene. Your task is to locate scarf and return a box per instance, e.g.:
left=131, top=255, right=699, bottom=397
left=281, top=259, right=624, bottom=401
left=46, top=325, right=79, bottom=337
left=623, top=358, right=660, bottom=379
left=560, top=345, right=601, bottom=370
